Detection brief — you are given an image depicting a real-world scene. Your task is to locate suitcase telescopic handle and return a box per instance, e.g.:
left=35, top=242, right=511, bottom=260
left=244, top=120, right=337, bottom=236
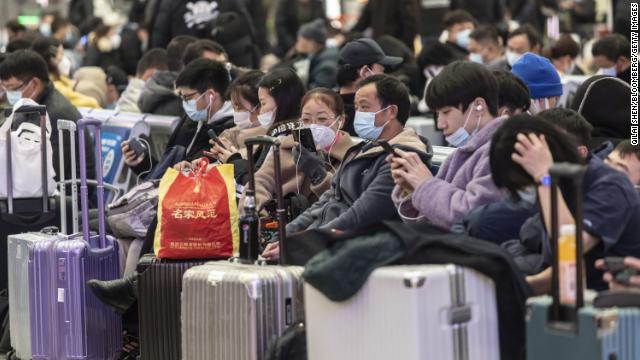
left=549, top=162, right=587, bottom=322
left=78, top=118, right=107, bottom=249
left=244, top=136, right=288, bottom=264
left=57, top=120, right=79, bottom=235
left=12, top=105, right=47, bottom=116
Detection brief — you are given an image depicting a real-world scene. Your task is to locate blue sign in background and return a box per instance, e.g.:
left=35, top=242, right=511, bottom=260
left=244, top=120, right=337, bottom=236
left=101, top=125, right=130, bottom=200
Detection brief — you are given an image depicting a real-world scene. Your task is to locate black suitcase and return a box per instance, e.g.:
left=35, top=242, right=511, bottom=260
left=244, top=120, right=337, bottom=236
left=0, top=105, right=59, bottom=291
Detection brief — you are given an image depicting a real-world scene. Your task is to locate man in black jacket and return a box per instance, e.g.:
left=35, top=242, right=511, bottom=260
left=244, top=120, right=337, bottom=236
left=0, top=50, right=95, bottom=182
left=124, top=59, right=235, bottom=176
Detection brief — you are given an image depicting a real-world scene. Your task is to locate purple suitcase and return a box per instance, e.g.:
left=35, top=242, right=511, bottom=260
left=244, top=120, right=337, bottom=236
left=29, top=118, right=122, bottom=359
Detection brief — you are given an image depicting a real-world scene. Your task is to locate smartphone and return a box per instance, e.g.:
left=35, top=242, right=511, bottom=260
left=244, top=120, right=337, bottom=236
left=208, top=129, right=226, bottom=149
left=378, top=140, right=398, bottom=157
left=603, top=257, right=639, bottom=285
left=127, top=137, right=147, bottom=157
left=293, top=128, right=316, bottom=153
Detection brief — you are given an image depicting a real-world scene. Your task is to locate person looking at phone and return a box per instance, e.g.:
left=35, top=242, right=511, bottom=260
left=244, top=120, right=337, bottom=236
left=124, top=59, right=234, bottom=175
left=262, top=74, right=430, bottom=260
left=389, top=61, right=506, bottom=230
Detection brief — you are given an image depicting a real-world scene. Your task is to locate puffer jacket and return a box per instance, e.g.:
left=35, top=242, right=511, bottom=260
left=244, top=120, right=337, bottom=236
left=137, top=71, right=182, bottom=117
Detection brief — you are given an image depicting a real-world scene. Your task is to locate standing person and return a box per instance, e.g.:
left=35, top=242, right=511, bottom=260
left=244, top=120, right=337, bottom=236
left=275, top=0, right=326, bottom=58
left=450, top=0, right=505, bottom=25
left=390, top=61, right=506, bottom=230
left=336, top=38, right=402, bottom=136
left=149, top=0, right=259, bottom=68
left=351, top=0, right=420, bottom=49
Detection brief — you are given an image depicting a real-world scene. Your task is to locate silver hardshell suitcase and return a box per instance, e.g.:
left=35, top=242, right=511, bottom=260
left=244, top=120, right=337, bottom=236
left=181, top=263, right=304, bottom=360
left=305, top=264, right=501, bottom=360
left=180, top=136, right=304, bottom=360
left=7, top=118, right=80, bottom=360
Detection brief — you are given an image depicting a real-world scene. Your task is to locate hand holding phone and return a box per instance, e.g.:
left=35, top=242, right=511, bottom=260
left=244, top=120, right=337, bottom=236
left=127, top=137, right=147, bottom=157
left=293, top=128, right=317, bottom=153
left=208, top=129, right=226, bottom=149
left=602, top=257, right=640, bottom=286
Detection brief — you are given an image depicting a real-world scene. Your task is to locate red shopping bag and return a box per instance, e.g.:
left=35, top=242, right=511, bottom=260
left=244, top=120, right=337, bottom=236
left=154, top=159, right=239, bottom=259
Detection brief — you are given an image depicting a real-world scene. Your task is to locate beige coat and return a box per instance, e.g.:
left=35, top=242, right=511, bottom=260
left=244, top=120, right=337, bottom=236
left=240, top=131, right=355, bottom=211
left=219, top=125, right=267, bottom=158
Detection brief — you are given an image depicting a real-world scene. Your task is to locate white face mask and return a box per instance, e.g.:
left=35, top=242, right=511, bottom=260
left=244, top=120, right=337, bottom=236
left=233, top=111, right=252, bottom=129
left=597, top=65, right=617, bottom=77
left=309, top=120, right=338, bottom=151
left=58, top=56, right=72, bottom=77
left=423, top=66, right=443, bottom=79
left=516, top=186, right=537, bottom=206
left=529, top=98, right=551, bottom=114
left=506, top=50, right=523, bottom=67
left=257, top=108, right=276, bottom=128
left=111, top=34, right=122, bottom=49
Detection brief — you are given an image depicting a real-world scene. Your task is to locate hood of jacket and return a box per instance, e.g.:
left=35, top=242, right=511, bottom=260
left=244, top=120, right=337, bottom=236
left=570, top=75, right=631, bottom=145
left=138, top=70, right=179, bottom=113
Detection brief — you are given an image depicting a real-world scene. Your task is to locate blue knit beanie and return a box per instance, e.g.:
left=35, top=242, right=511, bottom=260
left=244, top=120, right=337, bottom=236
left=511, top=52, right=563, bottom=99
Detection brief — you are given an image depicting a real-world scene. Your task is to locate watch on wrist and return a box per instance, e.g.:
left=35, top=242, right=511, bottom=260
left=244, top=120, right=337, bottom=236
left=538, top=174, right=551, bottom=187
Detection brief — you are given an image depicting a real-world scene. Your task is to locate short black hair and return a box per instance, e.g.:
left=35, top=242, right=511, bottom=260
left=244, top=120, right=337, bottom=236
left=227, top=69, right=263, bottom=109
left=175, top=59, right=230, bottom=97
left=426, top=61, right=499, bottom=116
left=182, top=39, right=227, bottom=67
left=358, top=74, right=411, bottom=125
left=0, top=49, right=50, bottom=84
left=615, top=140, right=640, bottom=161
left=508, top=24, right=542, bottom=51
left=166, top=35, right=198, bottom=72
left=470, top=25, right=501, bottom=47
left=136, top=48, right=168, bottom=77
left=258, top=67, right=306, bottom=124
left=51, top=16, right=70, bottom=34
left=538, top=108, right=593, bottom=147
left=417, top=40, right=459, bottom=69
left=443, top=10, right=475, bottom=28
left=592, top=34, right=631, bottom=62
left=492, top=69, right=530, bottom=113
left=490, top=114, right=582, bottom=199
left=6, top=38, right=33, bottom=53
left=550, top=34, right=580, bottom=59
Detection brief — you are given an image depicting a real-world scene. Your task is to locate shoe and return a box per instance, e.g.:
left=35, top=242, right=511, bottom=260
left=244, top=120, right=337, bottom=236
left=87, top=271, right=139, bottom=314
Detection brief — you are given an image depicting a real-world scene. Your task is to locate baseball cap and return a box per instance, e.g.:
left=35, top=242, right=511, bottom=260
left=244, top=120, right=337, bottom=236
left=339, top=38, right=403, bottom=67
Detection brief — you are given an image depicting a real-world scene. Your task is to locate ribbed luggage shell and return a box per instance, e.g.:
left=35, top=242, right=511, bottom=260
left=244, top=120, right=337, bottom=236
left=138, top=255, right=205, bottom=360
left=181, top=261, right=304, bottom=360
left=305, top=264, right=500, bottom=360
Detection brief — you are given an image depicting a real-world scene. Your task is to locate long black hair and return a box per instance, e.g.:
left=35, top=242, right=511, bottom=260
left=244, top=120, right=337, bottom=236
left=490, top=114, right=583, bottom=199
left=258, top=67, right=306, bottom=125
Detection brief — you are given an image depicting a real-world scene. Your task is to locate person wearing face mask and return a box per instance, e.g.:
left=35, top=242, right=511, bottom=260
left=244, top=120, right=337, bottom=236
left=262, top=74, right=430, bottom=260
left=490, top=114, right=640, bottom=294
left=493, top=70, right=531, bottom=117
left=0, top=49, right=96, bottom=184
left=389, top=61, right=505, bottom=230
left=442, top=10, right=476, bottom=59
left=548, top=34, right=585, bottom=76
left=468, top=25, right=509, bottom=71
left=235, top=68, right=307, bottom=209
left=291, top=19, right=338, bottom=90
left=416, top=40, right=460, bottom=114
left=592, top=34, right=631, bottom=84
left=511, top=52, right=563, bottom=115
left=125, top=59, right=234, bottom=176
left=205, top=70, right=267, bottom=184
left=83, top=24, right=124, bottom=72
left=336, top=38, right=403, bottom=136
left=30, top=37, right=101, bottom=109
left=506, top=25, right=543, bottom=68
left=605, top=140, right=640, bottom=189
left=116, top=49, right=169, bottom=113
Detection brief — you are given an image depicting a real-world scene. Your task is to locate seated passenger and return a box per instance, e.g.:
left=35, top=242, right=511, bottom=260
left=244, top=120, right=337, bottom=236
left=262, top=74, right=430, bottom=260
left=490, top=114, right=640, bottom=293
left=390, top=61, right=506, bottom=230
left=605, top=140, right=640, bottom=189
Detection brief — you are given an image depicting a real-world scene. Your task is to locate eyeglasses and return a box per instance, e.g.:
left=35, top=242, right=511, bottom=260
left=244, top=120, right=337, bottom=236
left=177, top=90, right=200, bottom=102
left=1, top=78, right=31, bottom=93
left=299, top=115, right=338, bottom=125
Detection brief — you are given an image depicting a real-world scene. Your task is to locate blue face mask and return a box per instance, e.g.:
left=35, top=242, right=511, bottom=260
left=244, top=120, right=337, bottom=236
left=183, top=92, right=211, bottom=122
left=6, top=91, right=23, bottom=106
left=354, top=106, right=390, bottom=141
left=456, top=28, right=472, bottom=49
left=445, top=105, right=481, bottom=148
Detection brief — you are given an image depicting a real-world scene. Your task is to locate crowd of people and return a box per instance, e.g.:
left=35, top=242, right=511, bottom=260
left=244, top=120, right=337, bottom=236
left=0, top=0, right=638, bottom=357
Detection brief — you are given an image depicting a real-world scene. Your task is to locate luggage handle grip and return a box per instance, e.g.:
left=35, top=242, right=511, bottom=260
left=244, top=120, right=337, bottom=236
left=549, top=162, right=586, bottom=322
left=57, top=120, right=77, bottom=132
left=244, top=136, right=281, bottom=148
left=58, top=119, right=79, bottom=234
left=78, top=118, right=107, bottom=249
left=12, top=105, right=47, bottom=115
